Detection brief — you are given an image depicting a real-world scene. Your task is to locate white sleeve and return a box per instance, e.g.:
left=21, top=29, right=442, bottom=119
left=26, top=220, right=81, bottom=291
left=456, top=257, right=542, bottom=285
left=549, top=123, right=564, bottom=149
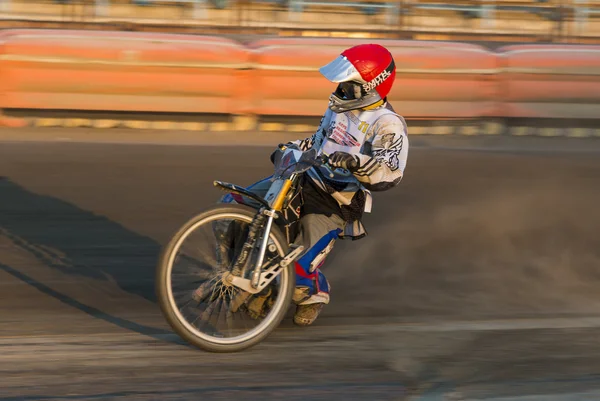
left=288, top=108, right=332, bottom=151
left=353, top=114, right=408, bottom=191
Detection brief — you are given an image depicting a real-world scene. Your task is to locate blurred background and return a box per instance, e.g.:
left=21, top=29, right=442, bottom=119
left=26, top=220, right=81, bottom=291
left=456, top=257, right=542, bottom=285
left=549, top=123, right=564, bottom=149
left=2, top=2, right=600, bottom=401
left=0, top=0, right=598, bottom=131
left=0, top=0, right=598, bottom=42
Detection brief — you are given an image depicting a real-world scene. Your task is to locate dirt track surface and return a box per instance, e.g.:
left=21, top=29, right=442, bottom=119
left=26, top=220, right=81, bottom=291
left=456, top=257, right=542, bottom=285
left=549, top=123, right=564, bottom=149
left=1, top=130, right=600, bottom=400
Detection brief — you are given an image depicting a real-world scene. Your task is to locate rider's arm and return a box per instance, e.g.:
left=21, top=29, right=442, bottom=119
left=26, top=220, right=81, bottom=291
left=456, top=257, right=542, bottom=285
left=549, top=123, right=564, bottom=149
left=353, top=114, right=408, bottom=191
left=285, top=109, right=332, bottom=151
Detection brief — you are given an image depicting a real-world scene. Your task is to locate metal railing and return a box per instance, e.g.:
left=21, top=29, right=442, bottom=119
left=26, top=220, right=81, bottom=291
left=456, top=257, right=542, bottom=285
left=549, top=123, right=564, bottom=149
left=287, top=0, right=400, bottom=25
left=0, top=0, right=597, bottom=42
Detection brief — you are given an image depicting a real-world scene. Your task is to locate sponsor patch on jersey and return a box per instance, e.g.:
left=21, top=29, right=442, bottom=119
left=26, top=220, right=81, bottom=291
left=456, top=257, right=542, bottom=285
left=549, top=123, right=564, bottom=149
left=329, top=120, right=361, bottom=147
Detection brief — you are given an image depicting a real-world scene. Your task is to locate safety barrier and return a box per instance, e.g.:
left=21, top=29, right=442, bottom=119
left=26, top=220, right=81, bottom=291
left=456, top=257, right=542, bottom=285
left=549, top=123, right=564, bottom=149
left=248, top=38, right=499, bottom=118
left=497, top=44, right=600, bottom=120
left=0, top=29, right=598, bottom=122
left=0, top=29, right=251, bottom=114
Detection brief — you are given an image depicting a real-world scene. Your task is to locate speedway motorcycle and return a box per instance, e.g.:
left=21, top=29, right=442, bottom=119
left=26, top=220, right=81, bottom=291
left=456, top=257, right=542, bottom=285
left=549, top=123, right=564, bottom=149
left=155, top=146, right=345, bottom=352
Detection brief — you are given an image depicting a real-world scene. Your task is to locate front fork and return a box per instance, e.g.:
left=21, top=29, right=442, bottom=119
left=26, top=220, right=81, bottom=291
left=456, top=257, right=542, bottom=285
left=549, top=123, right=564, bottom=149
left=229, top=208, right=275, bottom=288
left=231, top=177, right=295, bottom=289
left=230, top=209, right=267, bottom=278
left=251, top=210, right=276, bottom=288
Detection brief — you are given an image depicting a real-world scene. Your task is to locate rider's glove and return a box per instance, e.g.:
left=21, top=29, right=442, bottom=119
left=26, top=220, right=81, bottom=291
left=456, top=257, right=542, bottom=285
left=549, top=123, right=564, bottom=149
left=328, top=151, right=360, bottom=172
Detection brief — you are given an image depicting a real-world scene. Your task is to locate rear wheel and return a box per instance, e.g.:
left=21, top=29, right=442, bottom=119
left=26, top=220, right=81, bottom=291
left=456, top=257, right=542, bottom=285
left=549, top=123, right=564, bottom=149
left=156, top=204, right=294, bottom=352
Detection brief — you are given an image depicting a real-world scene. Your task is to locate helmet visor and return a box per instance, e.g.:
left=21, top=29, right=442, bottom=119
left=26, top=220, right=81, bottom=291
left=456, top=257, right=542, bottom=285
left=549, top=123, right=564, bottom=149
left=319, top=55, right=366, bottom=84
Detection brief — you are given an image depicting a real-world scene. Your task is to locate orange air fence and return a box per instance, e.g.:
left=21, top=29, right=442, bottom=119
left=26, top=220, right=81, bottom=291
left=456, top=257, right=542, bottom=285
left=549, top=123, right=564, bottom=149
left=247, top=38, right=499, bottom=118
left=0, top=29, right=598, bottom=120
left=497, top=44, right=600, bottom=120
left=0, top=29, right=252, bottom=114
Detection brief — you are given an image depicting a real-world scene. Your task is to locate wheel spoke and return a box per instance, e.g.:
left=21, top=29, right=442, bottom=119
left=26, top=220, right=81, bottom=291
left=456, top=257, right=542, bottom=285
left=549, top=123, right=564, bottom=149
left=158, top=207, right=292, bottom=351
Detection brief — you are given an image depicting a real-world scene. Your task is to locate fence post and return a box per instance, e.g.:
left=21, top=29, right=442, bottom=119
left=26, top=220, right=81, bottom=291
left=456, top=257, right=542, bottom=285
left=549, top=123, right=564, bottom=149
left=386, top=2, right=400, bottom=25
left=95, top=0, right=109, bottom=17
left=574, top=0, right=589, bottom=35
left=481, top=0, right=496, bottom=29
left=289, top=0, right=302, bottom=21
left=193, top=0, right=207, bottom=19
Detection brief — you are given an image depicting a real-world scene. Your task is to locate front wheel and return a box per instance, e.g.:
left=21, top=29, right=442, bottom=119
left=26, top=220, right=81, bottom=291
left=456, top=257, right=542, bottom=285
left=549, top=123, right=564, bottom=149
left=155, top=204, right=294, bottom=353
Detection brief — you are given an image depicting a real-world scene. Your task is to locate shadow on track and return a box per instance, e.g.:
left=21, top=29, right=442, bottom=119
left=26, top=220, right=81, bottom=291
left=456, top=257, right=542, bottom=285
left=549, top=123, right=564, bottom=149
left=0, top=177, right=186, bottom=345
left=0, top=262, right=187, bottom=345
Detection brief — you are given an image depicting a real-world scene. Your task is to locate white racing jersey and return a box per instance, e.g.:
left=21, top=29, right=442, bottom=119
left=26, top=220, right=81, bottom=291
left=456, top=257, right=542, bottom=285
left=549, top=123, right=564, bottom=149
left=289, top=101, right=409, bottom=239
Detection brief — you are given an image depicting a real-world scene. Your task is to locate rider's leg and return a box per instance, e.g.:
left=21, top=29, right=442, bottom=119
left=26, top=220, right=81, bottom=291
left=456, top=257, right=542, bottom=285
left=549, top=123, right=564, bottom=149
left=224, top=178, right=344, bottom=308
left=219, top=175, right=346, bottom=325
left=291, top=213, right=345, bottom=326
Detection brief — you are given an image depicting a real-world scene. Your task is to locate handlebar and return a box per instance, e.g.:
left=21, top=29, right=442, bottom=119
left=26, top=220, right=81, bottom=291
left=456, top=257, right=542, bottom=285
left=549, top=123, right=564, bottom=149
left=277, top=143, right=330, bottom=167
left=313, top=153, right=330, bottom=167
left=276, top=145, right=356, bottom=175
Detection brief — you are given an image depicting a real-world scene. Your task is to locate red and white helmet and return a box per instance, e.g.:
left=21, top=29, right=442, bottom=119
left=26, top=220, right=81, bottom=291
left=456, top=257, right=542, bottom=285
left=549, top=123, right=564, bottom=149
left=319, top=43, right=396, bottom=113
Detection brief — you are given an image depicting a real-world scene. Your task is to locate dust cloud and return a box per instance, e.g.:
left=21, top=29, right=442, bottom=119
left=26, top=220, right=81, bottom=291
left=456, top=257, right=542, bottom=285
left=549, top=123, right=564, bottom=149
left=324, top=151, right=600, bottom=321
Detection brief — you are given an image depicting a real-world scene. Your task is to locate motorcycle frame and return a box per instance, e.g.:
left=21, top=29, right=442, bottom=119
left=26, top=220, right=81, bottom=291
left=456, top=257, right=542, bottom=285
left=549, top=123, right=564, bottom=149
left=213, top=170, right=302, bottom=290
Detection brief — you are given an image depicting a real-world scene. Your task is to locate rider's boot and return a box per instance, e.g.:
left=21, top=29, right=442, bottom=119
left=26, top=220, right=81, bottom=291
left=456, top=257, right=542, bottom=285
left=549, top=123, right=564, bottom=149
left=293, top=302, right=325, bottom=326
left=292, top=286, right=327, bottom=326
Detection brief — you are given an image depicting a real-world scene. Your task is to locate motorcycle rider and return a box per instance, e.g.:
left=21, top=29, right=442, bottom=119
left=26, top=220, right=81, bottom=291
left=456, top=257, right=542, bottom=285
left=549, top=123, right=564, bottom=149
left=223, top=43, right=409, bottom=326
